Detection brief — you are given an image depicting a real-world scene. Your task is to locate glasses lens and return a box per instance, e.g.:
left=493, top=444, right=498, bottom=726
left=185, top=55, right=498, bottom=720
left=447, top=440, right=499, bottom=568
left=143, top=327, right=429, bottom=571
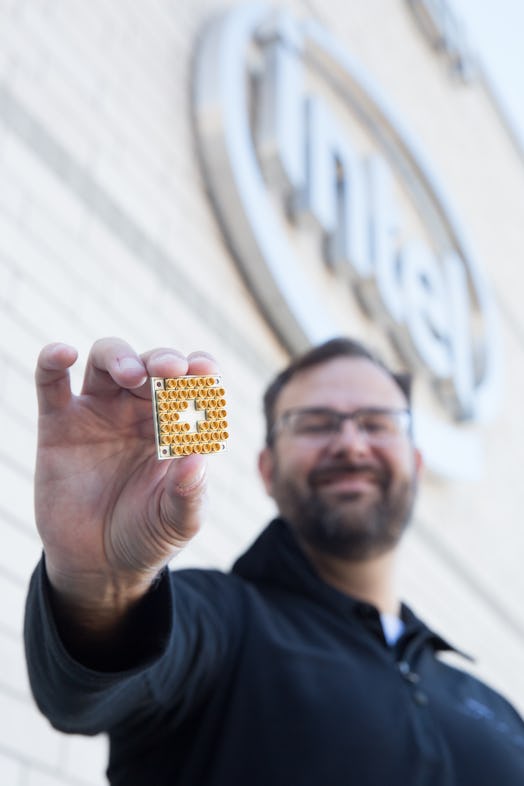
left=288, top=409, right=339, bottom=436
left=357, top=410, right=409, bottom=441
left=278, top=408, right=410, bottom=443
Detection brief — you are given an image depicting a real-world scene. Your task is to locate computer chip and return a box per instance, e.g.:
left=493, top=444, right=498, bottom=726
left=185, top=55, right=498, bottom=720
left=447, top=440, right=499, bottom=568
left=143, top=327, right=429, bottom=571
left=151, top=375, right=229, bottom=459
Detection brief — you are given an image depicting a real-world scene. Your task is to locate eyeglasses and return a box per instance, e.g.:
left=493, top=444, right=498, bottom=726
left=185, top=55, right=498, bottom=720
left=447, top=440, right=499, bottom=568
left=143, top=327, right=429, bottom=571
left=271, top=407, right=412, bottom=445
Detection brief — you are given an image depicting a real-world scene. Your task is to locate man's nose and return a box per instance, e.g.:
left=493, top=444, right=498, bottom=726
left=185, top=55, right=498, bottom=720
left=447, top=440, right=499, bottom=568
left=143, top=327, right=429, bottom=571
left=328, top=418, right=370, bottom=453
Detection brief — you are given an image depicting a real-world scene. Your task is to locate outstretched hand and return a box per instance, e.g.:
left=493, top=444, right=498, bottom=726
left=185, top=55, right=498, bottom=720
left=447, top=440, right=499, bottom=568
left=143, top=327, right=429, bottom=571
left=35, top=338, right=216, bottom=622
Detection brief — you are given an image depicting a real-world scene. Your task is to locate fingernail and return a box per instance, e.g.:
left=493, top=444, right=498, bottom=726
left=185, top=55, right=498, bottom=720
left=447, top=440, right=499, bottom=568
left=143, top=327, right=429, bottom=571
left=175, top=458, right=207, bottom=494
left=118, top=357, right=145, bottom=374
left=153, top=351, right=186, bottom=365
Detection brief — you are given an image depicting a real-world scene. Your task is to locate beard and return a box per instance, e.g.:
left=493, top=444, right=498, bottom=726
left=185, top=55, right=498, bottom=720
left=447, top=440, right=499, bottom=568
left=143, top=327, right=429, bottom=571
left=271, top=459, right=418, bottom=561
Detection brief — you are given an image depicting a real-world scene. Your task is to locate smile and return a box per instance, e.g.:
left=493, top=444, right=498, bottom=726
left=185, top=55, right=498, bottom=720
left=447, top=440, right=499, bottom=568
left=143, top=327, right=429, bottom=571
left=310, top=467, right=384, bottom=495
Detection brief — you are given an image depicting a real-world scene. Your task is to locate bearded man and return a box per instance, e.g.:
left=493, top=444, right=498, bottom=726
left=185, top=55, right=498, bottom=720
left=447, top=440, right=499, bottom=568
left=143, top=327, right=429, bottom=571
left=25, top=336, right=524, bottom=786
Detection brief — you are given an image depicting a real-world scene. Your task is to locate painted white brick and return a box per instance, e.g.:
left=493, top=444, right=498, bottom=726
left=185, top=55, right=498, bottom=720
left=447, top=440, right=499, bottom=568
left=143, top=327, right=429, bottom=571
left=9, top=80, right=93, bottom=170
left=0, top=690, right=67, bottom=768
left=2, top=352, right=40, bottom=417
left=0, top=751, right=22, bottom=785
left=14, top=279, right=89, bottom=345
left=0, top=16, right=42, bottom=74
left=0, top=164, right=27, bottom=219
left=23, top=767, right=65, bottom=786
left=0, top=206, right=50, bottom=273
left=3, top=137, right=86, bottom=234
left=0, top=355, right=7, bottom=402
left=92, top=167, right=167, bottom=246
left=1, top=353, right=35, bottom=403
left=81, top=217, right=136, bottom=274
left=13, top=259, right=85, bottom=328
left=24, top=757, right=104, bottom=786
left=0, top=394, right=35, bottom=435
left=0, top=460, right=35, bottom=543
left=0, top=630, right=31, bottom=697
left=0, top=253, right=18, bottom=306
left=24, top=6, right=116, bottom=94
left=0, top=46, right=13, bottom=80
left=0, top=572, right=26, bottom=636
left=74, top=295, right=131, bottom=343
left=20, top=216, right=88, bottom=290
left=0, top=515, right=41, bottom=584
left=43, top=0, right=120, bottom=62
left=27, top=190, right=88, bottom=259
left=61, top=734, right=108, bottom=786
left=0, top=312, right=41, bottom=372
left=32, top=766, right=107, bottom=786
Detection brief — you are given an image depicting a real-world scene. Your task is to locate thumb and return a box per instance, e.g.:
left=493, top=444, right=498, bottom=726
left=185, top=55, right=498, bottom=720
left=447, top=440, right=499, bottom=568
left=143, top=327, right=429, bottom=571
left=160, top=454, right=208, bottom=547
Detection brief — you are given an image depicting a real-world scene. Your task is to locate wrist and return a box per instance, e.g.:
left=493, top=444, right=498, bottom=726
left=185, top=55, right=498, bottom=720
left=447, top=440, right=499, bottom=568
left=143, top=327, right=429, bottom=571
left=44, top=556, right=160, bottom=635
left=42, top=557, right=170, bottom=671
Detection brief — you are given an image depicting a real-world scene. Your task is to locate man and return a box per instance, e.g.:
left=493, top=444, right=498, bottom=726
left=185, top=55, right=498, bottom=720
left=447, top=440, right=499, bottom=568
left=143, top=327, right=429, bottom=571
left=25, top=336, right=524, bottom=785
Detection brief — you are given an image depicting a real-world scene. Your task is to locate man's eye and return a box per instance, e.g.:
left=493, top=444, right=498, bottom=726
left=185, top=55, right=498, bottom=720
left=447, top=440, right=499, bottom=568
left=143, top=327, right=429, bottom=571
left=360, top=416, right=390, bottom=433
left=296, top=416, right=335, bottom=433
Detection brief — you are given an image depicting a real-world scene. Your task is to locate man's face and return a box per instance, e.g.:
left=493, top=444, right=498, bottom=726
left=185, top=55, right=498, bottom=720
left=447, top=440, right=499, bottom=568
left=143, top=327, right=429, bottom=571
left=259, top=357, right=422, bottom=561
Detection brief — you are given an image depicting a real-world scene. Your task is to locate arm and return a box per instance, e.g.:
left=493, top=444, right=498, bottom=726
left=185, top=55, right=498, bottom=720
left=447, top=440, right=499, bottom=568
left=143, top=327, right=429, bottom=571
left=30, top=338, right=216, bottom=666
left=25, top=559, right=243, bottom=736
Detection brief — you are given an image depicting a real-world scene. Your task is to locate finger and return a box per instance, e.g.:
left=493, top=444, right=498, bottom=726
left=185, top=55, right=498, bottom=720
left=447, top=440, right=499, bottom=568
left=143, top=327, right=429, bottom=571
left=141, top=348, right=219, bottom=379
left=161, top=453, right=209, bottom=545
left=141, top=348, right=190, bottom=379
left=131, top=349, right=219, bottom=401
left=35, top=343, right=78, bottom=415
left=125, top=348, right=190, bottom=401
left=81, top=338, right=147, bottom=396
left=187, top=351, right=220, bottom=377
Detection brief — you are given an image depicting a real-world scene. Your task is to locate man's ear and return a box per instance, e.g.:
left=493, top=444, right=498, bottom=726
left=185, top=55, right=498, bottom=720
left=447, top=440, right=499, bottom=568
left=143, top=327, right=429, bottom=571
left=258, top=446, right=275, bottom=496
left=414, top=447, right=424, bottom=479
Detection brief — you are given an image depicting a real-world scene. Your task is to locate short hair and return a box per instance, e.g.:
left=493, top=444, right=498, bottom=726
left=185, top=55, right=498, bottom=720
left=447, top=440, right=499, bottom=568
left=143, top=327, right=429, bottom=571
left=263, top=337, right=411, bottom=445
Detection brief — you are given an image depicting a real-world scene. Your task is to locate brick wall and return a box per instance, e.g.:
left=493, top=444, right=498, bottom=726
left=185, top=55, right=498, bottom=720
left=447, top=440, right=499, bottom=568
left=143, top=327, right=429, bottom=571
left=0, top=1, right=523, bottom=782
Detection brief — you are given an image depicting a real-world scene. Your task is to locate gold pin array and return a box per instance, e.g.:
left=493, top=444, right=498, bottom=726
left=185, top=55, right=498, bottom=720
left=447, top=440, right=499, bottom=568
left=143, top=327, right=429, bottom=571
left=151, top=375, right=229, bottom=460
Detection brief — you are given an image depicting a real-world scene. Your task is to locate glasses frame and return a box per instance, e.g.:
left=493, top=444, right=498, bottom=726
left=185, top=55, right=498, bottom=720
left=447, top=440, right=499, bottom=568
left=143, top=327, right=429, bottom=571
left=270, top=406, right=413, bottom=445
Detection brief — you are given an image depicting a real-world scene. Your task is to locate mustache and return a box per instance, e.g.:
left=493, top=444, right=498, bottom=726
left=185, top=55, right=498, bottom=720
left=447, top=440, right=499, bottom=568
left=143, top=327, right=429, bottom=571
left=308, top=463, right=389, bottom=490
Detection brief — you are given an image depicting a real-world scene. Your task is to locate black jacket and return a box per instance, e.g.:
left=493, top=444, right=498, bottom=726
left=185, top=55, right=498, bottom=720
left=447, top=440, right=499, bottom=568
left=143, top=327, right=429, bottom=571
left=25, top=519, right=524, bottom=785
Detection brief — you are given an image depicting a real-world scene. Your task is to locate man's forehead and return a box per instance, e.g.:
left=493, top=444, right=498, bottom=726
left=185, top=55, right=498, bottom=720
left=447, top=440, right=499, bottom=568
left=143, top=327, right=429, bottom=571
left=276, top=356, right=407, bottom=411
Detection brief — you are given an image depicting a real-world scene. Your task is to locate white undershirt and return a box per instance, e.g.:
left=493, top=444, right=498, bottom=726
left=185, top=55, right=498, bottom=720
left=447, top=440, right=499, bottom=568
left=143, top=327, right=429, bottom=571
left=380, top=613, right=405, bottom=646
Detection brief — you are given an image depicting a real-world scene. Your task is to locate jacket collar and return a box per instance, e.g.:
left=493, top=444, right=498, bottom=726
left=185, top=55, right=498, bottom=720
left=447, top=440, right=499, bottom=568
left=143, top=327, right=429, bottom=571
left=232, top=518, right=472, bottom=660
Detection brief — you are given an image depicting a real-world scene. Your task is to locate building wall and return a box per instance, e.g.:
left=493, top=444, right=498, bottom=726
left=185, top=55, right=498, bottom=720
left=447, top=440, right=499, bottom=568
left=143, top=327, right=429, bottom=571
left=0, top=1, right=522, bottom=783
